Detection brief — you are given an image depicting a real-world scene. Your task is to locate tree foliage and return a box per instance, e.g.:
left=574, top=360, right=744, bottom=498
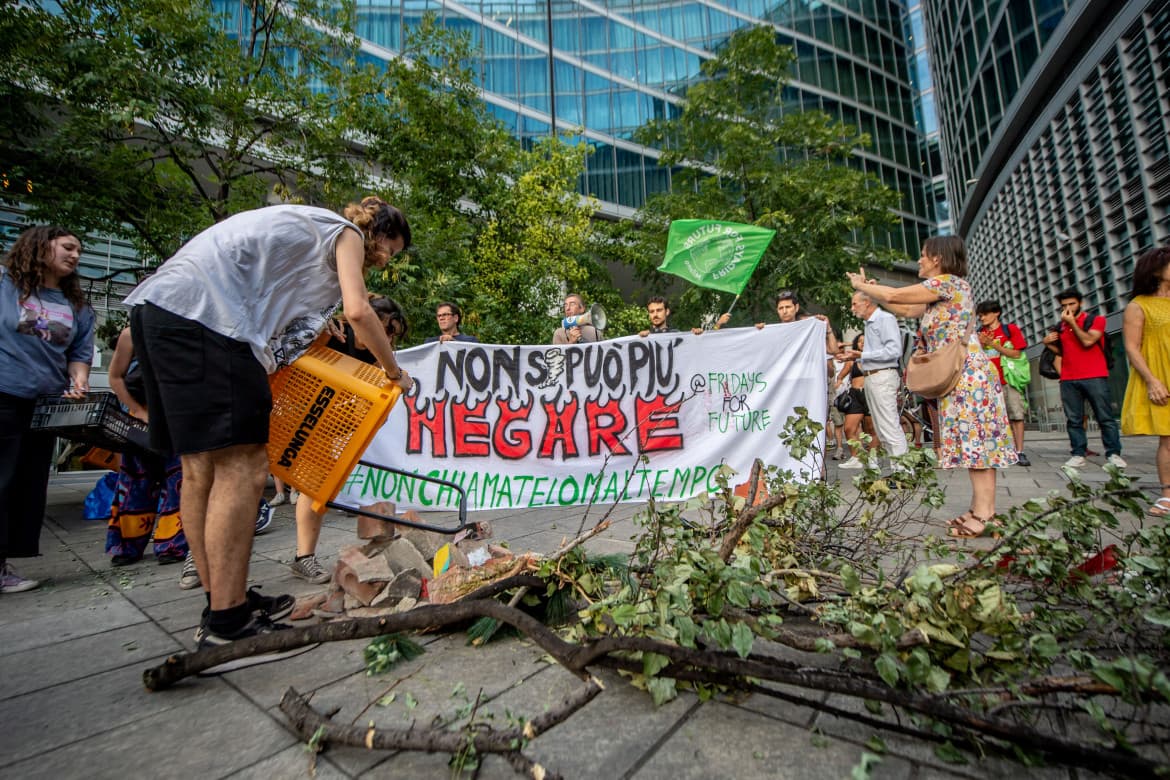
left=614, top=25, right=904, bottom=328
left=0, top=0, right=613, bottom=345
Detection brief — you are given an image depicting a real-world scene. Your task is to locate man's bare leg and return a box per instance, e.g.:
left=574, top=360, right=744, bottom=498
left=181, top=444, right=268, bottom=611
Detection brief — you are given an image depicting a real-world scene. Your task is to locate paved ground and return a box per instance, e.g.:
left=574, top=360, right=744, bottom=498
left=0, top=431, right=1157, bottom=779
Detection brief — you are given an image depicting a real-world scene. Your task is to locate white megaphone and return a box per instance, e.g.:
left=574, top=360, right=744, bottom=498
left=562, top=303, right=607, bottom=331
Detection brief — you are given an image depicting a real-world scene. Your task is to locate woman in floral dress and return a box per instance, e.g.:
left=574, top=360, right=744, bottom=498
left=847, top=235, right=1016, bottom=536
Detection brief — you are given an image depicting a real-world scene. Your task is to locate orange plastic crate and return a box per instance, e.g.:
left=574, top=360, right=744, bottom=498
left=267, top=345, right=402, bottom=514
left=80, top=446, right=121, bottom=471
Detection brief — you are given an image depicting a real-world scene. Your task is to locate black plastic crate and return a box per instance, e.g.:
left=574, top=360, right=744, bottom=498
left=31, top=392, right=151, bottom=454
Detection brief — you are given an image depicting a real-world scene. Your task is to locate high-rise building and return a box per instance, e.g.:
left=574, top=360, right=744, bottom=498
left=346, top=1, right=937, bottom=258
left=922, top=0, right=1170, bottom=341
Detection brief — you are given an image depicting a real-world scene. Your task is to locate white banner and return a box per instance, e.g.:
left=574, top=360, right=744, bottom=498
left=337, top=319, right=828, bottom=511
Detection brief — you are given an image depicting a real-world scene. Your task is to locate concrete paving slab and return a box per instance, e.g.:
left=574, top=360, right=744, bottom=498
left=0, top=655, right=220, bottom=766
left=0, top=596, right=147, bottom=655
left=3, top=682, right=296, bottom=779
left=223, top=638, right=369, bottom=705
left=227, top=744, right=351, bottom=779
left=0, top=621, right=181, bottom=700
left=633, top=699, right=914, bottom=780
left=518, top=668, right=699, bottom=780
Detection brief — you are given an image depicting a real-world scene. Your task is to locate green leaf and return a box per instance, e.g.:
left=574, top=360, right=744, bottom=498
left=731, top=621, right=754, bottom=658
left=840, top=564, right=861, bottom=595
left=646, top=676, right=678, bottom=706
left=865, top=735, right=887, bottom=753
left=933, top=741, right=969, bottom=765
left=875, top=652, right=900, bottom=688
left=642, top=652, right=670, bottom=678
left=726, top=579, right=752, bottom=608
left=850, top=751, right=882, bottom=780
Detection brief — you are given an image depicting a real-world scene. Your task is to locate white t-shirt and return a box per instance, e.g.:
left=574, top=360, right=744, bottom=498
left=125, top=205, right=359, bottom=373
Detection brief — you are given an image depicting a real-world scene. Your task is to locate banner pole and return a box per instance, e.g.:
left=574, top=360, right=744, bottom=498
left=724, top=294, right=741, bottom=316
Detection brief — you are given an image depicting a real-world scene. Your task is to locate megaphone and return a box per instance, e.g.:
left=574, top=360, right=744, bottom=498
left=563, top=303, right=607, bottom=331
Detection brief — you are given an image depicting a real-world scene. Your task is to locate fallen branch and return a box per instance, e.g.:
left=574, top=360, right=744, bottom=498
left=280, top=680, right=601, bottom=780
left=143, top=599, right=1164, bottom=778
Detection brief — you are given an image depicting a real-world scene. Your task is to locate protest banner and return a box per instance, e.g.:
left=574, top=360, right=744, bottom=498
left=337, top=319, right=828, bottom=511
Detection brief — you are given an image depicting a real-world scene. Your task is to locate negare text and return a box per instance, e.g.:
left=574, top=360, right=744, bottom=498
left=406, top=340, right=687, bottom=459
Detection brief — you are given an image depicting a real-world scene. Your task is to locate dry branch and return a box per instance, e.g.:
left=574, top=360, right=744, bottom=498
left=280, top=684, right=604, bottom=779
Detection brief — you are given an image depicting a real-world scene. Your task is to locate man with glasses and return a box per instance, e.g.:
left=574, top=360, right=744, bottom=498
left=424, top=301, right=478, bottom=344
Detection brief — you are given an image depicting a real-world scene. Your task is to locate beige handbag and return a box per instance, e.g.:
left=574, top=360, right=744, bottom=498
left=904, top=318, right=975, bottom=399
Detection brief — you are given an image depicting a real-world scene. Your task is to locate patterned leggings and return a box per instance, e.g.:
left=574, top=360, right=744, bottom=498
left=106, top=452, right=186, bottom=561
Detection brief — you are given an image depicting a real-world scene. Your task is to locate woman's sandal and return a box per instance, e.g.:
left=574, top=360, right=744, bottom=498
left=1149, top=497, right=1170, bottom=518
left=947, top=512, right=1001, bottom=539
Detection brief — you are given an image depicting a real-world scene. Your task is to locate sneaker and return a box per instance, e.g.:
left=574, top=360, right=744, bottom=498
left=0, top=562, right=39, bottom=593
left=193, top=587, right=294, bottom=643
left=1107, top=453, right=1128, bottom=469
left=1016, top=452, right=1031, bottom=467
left=268, top=491, right=288, bottom=507
left=247, top=585, right=294, bottom=621
left=1064, top=455, right=1087, bottom=468
left=839, top=457, right=864, bottom=470
left=178, top=552, right=201, bottom=590
left=289, top=554, right=331, bottom=584
left=254, top=499, right=274, bottom=536
left=196, top=615, right=316, bottom=676
left=289, top=488, right=300, bottom=504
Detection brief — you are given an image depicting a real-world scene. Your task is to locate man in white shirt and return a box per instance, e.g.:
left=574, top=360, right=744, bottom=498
left=842, top=290, right=907, bottom=462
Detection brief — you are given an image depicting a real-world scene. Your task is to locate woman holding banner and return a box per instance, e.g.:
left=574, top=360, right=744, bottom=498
left=846, top=236, right=1015, bottom=537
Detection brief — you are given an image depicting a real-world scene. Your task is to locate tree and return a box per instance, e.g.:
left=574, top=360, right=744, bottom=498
left=1, top=0, right=398, bottom=259
left=0, top=1, right=618, bottom=345
left=613, top=25, right=904, bottom=328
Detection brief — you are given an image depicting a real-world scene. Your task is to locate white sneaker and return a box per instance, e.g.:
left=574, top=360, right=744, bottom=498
left=289, top=488, right=300, bottom=504
left=1064, top=455, right=1087, bottom=468
left=268, top=492, right=288, bottom=507
left=1107, top=453, right=1127, bottom=469
left=839, top=457, right=864, bottom=470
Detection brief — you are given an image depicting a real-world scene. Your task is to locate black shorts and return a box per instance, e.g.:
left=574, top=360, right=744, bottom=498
left=130, top=303, right=271, bottom=455
left=842, top=387, right=869, bottom=416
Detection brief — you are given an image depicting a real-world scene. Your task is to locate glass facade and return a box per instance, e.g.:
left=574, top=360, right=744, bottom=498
left=922, top=0, right=1170, bottom=427
left=343, top=0, right=937, bottom=257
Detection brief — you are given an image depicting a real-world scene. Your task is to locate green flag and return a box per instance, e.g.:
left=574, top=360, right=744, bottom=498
left=658, top=220, right=775, bottom=295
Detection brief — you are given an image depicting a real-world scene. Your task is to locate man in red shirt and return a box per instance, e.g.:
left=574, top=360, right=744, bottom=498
left=1041, top=289, right=1124, bottom=469
left=977, top=300, right=1030, bottom=466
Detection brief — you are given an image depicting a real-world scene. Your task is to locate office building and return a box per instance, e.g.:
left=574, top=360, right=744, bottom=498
left=345, top=0, right=937, bottom=257
left=923, top=0, right=1169, bottom=342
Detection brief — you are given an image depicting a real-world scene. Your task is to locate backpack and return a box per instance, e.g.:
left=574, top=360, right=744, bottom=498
left=998, top=324, right=1031, bottom=391
left=1079, top=310, right=1115, bottom=371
